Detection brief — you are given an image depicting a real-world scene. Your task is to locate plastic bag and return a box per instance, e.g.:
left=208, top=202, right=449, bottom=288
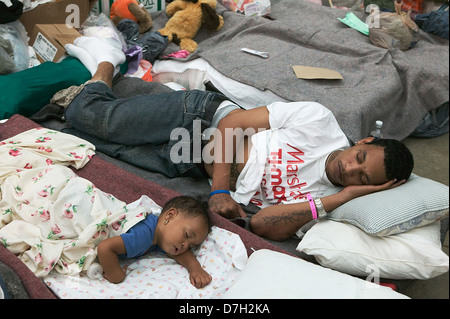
left=80, top=13, right=127, bottom=51
left=0, top=37, right=15, bottom=74
left=367, top=1, right=419, bottom=50
left=364, top=0, right=395, bottom=12
left=0, top=20, right=30, bottom=72
left=116, top=19, right=168, bottom=64
left=221, top=0, right=271, bottom=16
left=411, top=102, right=449, bottom=138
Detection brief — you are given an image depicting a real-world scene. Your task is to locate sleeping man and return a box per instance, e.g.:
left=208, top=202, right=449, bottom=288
left=58, top=36, right=414, bottom=242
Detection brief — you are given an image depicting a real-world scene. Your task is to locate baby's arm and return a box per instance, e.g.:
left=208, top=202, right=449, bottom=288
left=97, top=236, right=128, bottom=284
left=170, top=250, right=212, bottom=288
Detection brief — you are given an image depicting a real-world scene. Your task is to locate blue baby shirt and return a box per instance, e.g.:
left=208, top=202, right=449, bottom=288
left=120, top=214, right=164, bottom=258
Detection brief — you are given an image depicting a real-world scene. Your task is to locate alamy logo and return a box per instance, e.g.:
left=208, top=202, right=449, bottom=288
left=366, top=264, right=381, bottom=287
left=169, top=120, right=268, bottom=164
left=63, top=4, right=81, bottom=29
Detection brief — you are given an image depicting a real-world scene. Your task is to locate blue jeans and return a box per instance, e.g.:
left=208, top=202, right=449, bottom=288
left=64, top=81, right=226, bottom=178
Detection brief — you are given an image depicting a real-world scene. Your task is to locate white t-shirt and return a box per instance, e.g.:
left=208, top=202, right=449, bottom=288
left=233, top=101, right=350, bottom=208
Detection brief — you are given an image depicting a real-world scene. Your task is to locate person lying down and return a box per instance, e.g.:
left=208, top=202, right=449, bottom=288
left=98, top=196, right=212, bottom=287
left=0, top=128, right=214, bottom=286
left=57, top=35, right=414, bottom=243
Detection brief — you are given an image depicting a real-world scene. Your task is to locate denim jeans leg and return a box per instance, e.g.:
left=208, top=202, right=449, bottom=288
left=64, top=82, right=226, bottom=178
left=65, top=82, right=191, bottom=146
left=166, top=90, right=227, bottom=176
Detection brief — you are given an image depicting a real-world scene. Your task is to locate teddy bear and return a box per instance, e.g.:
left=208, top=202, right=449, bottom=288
left=158, top=0, right=224, bottom=53
left=110, top=0, right=153, bottom=34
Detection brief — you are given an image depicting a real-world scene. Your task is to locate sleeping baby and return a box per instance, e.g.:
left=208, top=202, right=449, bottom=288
left=97, top=196, right=212, bottom=288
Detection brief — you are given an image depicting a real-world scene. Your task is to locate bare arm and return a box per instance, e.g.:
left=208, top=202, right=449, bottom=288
left=250, top=179, right=406, bottom=241
left=91, top=61, right=115, bottom=88
left=209, top=106, right=271, bottom=218
left=170, top=250, right=212, bottom=288
left=97, top=236, right=128, bottom=283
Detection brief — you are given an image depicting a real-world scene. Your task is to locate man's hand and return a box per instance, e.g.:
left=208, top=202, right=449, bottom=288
left=340, top=178, right=406, bottom=202
left=73, top=36, right=125, bottom=67
left=208, top=193, right=246, bottom=219
left=65, top=36, right=125, bottom=77
left=209, top=107, right=269, bottom=219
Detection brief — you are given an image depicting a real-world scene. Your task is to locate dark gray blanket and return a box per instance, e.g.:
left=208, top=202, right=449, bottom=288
left=151, top=0, right=449, bottom=142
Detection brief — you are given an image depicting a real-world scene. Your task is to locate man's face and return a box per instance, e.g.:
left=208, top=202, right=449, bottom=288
left=325, top=144, right=388, bottom=187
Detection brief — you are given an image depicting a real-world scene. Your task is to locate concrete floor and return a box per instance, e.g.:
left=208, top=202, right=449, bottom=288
left=401, top=133, right=449, bottom=299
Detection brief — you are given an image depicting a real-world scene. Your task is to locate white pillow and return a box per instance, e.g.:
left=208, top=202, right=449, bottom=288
left=223, top=249, right=408, bottom=299
left=297, top=220, right=449, bottom=280
left=323, top=174, right=449, bottom=236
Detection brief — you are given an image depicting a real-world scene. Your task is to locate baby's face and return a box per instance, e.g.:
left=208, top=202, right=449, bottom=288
left=158, top=210, right=209, bottom=256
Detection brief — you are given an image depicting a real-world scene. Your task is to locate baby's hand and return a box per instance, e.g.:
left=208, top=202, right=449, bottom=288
left=189, top=267, right=212, bottom=289
left=170, top=250, right=212, bottom=288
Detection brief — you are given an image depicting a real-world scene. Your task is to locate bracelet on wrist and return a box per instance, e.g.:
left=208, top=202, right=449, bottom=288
left=306, top=194, right=328, bottom=220
left=209, top=189, right=231, bottom=198
left=314, top=198, right=327, bottom=219
left=306, top=193, right=318, bottom=220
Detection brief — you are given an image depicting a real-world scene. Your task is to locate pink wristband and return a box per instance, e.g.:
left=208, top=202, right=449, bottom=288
left=306, top=193, right=318, bottom=220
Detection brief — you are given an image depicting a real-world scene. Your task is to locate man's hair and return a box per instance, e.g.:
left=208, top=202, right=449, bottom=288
left=367, top=139, right=414, bottom=181
left=162, top=196, right=212, bottom=233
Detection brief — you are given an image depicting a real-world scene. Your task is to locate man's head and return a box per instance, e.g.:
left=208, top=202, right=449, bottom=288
left=326, top=137, right=414, bottom=187
left=156, top=196, right=211, bottom=256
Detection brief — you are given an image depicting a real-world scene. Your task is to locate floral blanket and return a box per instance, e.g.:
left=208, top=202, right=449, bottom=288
left=0, top=128, right=156, bottom=277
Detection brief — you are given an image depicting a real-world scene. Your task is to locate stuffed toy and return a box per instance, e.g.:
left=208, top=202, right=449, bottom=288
left=158, top=0, right=224, bottom=53
left=110, top=0, right=153, bottom=33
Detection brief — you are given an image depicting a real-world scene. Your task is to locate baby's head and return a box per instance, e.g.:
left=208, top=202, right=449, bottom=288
left=156, top=196, right=211, bottom=256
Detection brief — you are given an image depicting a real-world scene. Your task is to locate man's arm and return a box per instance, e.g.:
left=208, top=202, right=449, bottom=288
left=170, top=250, right=212, bottom=288
left=209, top=106, right=270, bottom=218
left=250, top=179, right=406, bottom=241
left=97, top=236, right=128, bottom=283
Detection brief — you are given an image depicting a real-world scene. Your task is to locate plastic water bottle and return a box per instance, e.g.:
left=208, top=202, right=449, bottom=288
left=87, top=263, right=103, bottom=280
left=370, top=120, right=383, bottom=139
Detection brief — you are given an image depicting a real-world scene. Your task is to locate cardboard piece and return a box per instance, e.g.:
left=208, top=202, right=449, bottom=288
left=293, top=65, right=344, bottom=80
left=31, top=24, right=81, bottom=63
left=20, top=0, right=96, bottom=36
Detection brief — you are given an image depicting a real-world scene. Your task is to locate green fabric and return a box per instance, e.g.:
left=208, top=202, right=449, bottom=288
left=0, top=56, right=91, bottom=120
left=338, top=12, right=369, bottom=35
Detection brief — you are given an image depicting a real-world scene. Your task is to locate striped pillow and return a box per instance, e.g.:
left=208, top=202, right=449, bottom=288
left=323, top=174, right=449, bottom=236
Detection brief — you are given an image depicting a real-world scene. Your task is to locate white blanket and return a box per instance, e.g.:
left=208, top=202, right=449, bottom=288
left=152, top=58, right=287, bottom=109
left=44, top=226, right=248, bottom=299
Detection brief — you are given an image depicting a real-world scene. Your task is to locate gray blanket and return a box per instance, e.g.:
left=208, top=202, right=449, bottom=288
left=151, top=0, right=449, bottom=142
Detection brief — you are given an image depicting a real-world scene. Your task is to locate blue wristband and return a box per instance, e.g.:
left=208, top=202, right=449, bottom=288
left=209, top=190, right=231, bottom=198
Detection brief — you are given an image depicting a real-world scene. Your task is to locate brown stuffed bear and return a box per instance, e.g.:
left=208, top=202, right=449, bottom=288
left=158, top=0, right=224, bottom=53
left=110, top=0, right=153, bottom=34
